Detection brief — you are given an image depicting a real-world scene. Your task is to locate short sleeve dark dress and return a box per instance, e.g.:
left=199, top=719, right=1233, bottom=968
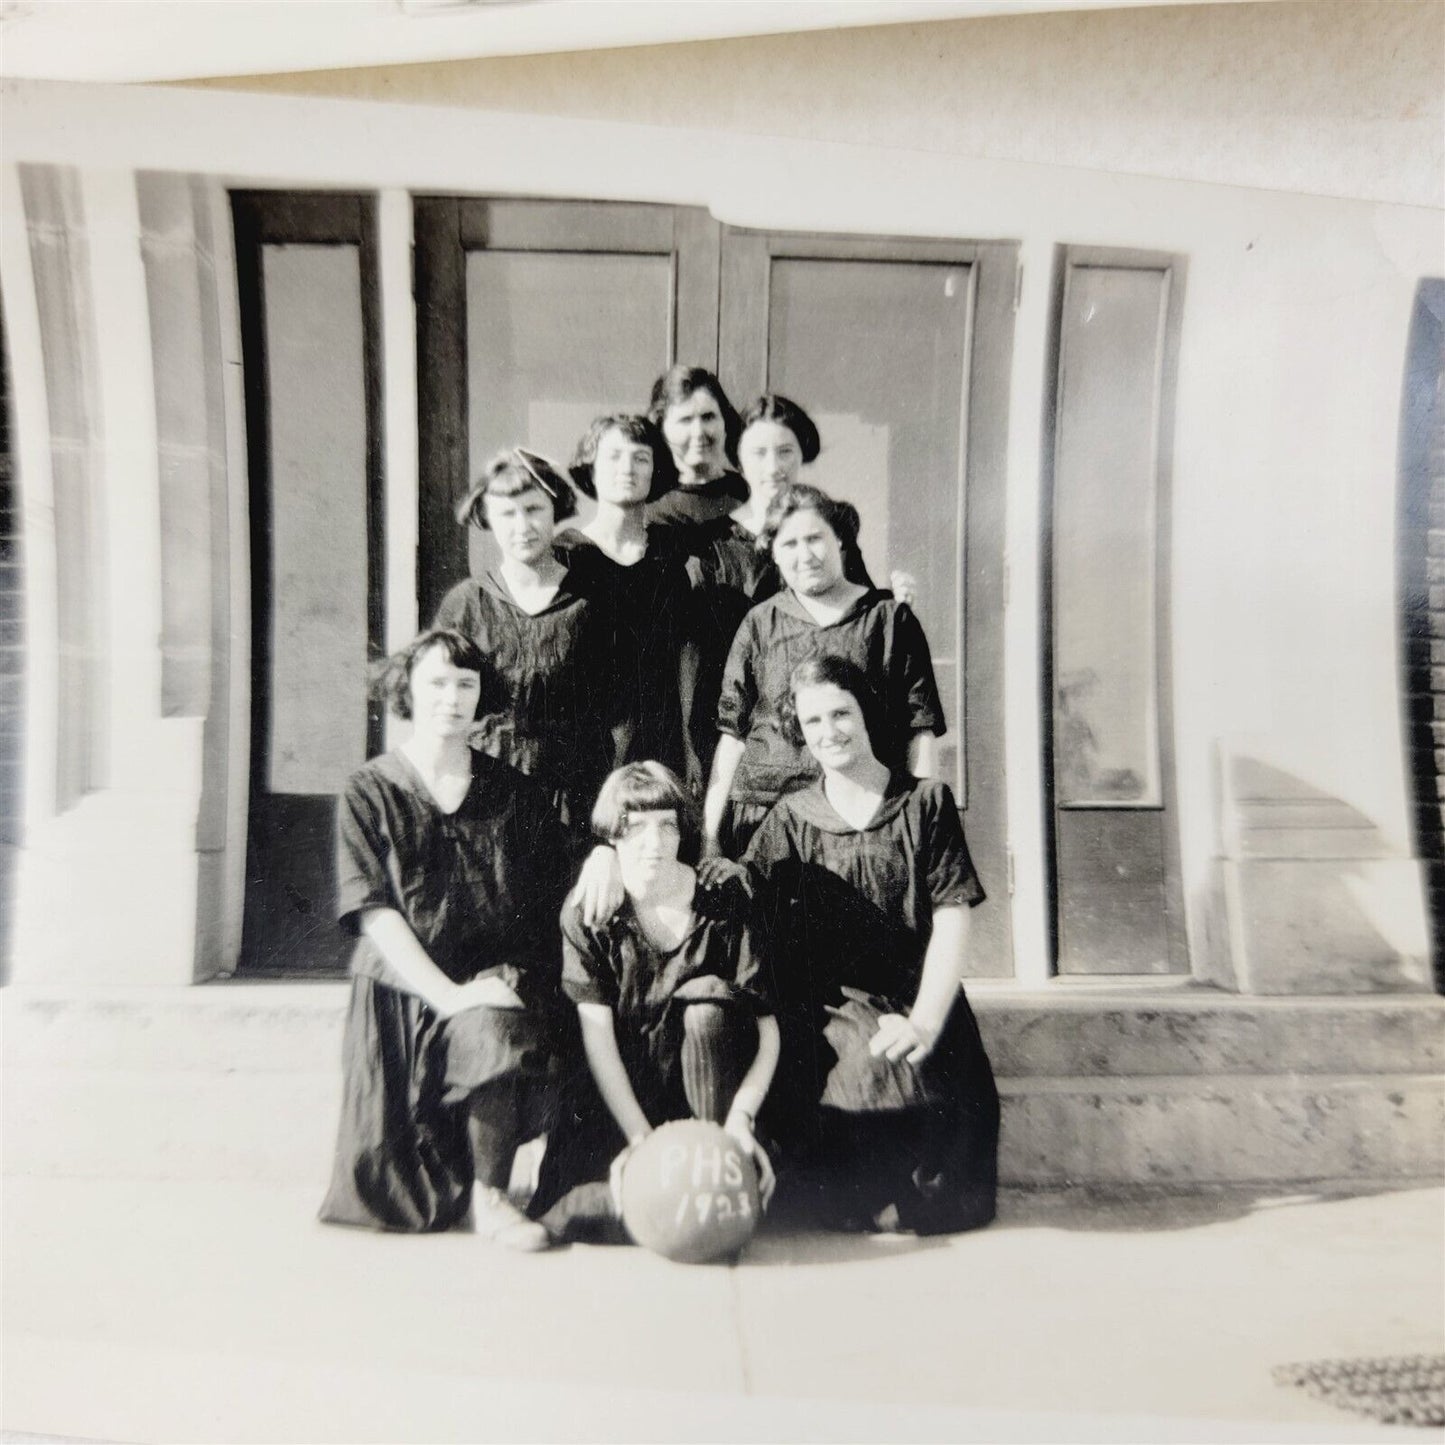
left=717, top=588, right=946, bottom=851
left=551, top=530, right=691, bottom=780
left=644, top=473, right=752, bottom=788
left=318, top=748, right=578, bottom=1233
left=432, top=567, right=620, bottom=824
left=743, top=775, right=999, bottom=1233
left=536, top=889, right=773, bottom=1206
left=561, top=892, right=772, bottom=1128
left=648, top=479, right=881, bottom=793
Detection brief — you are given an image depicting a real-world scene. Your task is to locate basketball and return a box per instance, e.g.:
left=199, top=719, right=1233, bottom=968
left=618, top=1119, right=762, bottom=1263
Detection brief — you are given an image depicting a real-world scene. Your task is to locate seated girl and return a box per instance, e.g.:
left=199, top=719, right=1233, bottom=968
left=742, top=654, right=999, bottom=1235
left=545, top=762, right=779, bottom=1237
left=318, top=628, right=585, bottom=1250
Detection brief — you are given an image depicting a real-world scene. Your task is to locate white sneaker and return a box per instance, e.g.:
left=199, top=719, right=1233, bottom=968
left=472, top=1186, right=551, bottom=1252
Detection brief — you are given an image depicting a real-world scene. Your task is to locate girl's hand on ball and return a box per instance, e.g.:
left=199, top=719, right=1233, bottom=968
left=724, top=1113, right=776, bottom=1209
left=608, top=1135, right=647, bottom=1216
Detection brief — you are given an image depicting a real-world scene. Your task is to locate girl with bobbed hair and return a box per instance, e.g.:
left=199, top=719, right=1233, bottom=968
left=433, top=447, right=625, bottom=824
left=703, top=481, right=946, bottom=857
left=541, top=761, right=780, bottom=1238
left=319, top=628, right=586, bottom=1248
left=741, top=653, right=999, bottom=1235
left=555, top=414, right=691, bottom=778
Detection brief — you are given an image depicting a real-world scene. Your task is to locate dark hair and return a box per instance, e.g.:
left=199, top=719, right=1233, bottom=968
left=738, top=394, right=821, bottom=465
left=590, top=761, right=702, bottom=866
left=757, top=482, right=861, bottom=557
left=376, top=628, right=486, bottom=721
left=569, top=413, right=679, bottom=502
left=783, top=654, right=887, bottom=758
left=646, top=365, right=742, bottom=467
left=454, top=447, right=578, bottom=530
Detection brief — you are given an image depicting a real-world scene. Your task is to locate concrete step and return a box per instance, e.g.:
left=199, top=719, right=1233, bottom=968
left=6, top=1063, right=1441, bottom=1190
left=5, top=985, right=1442, bottom=1189
left=7, top=982, right=1444, bottom=1077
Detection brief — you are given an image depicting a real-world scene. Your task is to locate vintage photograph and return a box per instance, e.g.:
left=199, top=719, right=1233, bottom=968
left=1, top=1, right=1442, bottom=1440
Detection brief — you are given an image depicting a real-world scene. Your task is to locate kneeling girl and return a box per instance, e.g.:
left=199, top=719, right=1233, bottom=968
left=555, top=763, right=779, bottom=1221
left=745, top=654, right=999, bottom=1234
left=319, top=629, right=582, bottom=1249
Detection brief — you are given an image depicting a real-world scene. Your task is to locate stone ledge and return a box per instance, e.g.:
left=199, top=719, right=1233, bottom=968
left=5, top=1063, right=1441, bottom=1188
left=6, top=983, right=1440, bottom=1077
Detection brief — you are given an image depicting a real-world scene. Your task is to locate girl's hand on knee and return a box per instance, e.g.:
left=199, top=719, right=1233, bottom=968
left=449, top=976, right=525, bottom=1013
left=572, top=845, right=624, bottom=928
left=869, top=1012, right=937, bottom=1065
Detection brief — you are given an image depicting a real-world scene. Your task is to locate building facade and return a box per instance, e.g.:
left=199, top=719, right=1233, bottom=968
left=2, top=3, right=1441, bottom=1187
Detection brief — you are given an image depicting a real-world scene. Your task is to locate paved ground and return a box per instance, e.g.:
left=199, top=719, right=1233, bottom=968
left=3, top=1178, right=1442, bottom=1443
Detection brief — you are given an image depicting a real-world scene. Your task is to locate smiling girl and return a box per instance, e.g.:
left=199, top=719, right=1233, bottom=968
left=702, top=482, right=946, bottom=857
left=743, top=654, right=999, bottom=1235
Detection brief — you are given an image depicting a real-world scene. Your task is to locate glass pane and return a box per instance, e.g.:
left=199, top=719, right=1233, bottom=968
left=262, top=243, right=369, bottom=794
left=767, top=258, right=971, bottom=797
left=1053, top=265, right=1166, bottom=806
left=466, top=250, right=672, bottom=565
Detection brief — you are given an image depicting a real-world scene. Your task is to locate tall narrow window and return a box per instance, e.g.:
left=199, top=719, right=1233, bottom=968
left=1045, top=247, right=1186, bottom=975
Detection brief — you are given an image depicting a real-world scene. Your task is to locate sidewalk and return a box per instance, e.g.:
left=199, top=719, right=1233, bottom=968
left=4, top=1176, right=1442, bottom=1443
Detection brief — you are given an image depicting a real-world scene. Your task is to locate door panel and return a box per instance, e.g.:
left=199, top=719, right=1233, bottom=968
left=263, top=244, right=371, bottom=795
left=415, top=198, right=716, bottom=621
left=233, top=193, right=383, bottom=976
left=1047, top=250, right=1186, bottom=975
left=719, top=229, right=1018, bottom=977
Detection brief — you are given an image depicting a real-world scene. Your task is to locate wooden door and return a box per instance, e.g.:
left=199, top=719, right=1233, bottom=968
left=718, top=228, right=1018, bottom=977
left=415, top=204, right=1018, bottom=978
left=233, top=193, right=384, bottom=976
left=414, top=198, right=719, bottom=621
left=1044, top=247, right=1187, bottom=975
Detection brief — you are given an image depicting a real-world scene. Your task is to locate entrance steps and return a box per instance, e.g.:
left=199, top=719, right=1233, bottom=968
left=4, top=981, right=1442, bottom=1189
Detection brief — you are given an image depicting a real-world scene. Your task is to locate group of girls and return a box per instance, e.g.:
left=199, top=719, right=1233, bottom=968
left=319, top=366, right=1000, bottom=1250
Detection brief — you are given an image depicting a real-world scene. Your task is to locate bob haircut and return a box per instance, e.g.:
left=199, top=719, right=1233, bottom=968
left=646, top=365, right=742, bottom=467
left=569, top=413, right=679, bottom=502
left=757, top=482, right=861, bottom=557
left=784, top=653, right=889, bottom=757
left=376, top=628, right=487, bottom=722
left=590, top=761, right=702, bottom=866
left=454, top=447, right=578, bottom=531
left=738, top=394, right=821, bottom=465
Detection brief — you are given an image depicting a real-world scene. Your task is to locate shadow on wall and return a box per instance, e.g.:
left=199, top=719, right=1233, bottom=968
left=1200, top=749, right=1434, bottom=995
